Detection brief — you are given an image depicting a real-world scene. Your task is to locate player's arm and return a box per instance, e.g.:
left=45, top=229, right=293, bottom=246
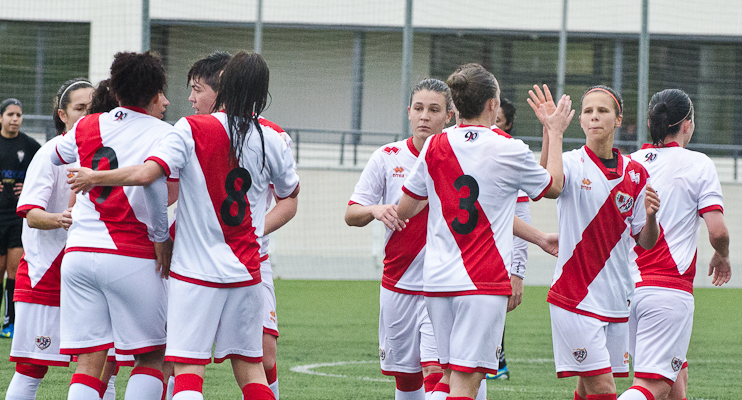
left=166, top=180, right=179, bottom=206
left=702, top=210, right=731, bottom=286
left=635, top=184, right=660, bottom=250
left=67, top=160, right=166, bottom=194
left=25, top=208, right=73, bottom=231
left=345, top=203, right=408, bottom=231
left=396, top=193, right=427, bottom=222
left=513, top=216, right=558, bottom=257
left=265, top=186, right=300, bottom=236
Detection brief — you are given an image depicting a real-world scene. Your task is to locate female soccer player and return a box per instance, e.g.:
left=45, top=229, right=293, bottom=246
left=529, top=84, right=660, bottom=400
left=618, top=89, right=731, bottom=400
left=345, top=78, right=453, bottom=400
left=5, top=78, right=92, bottom=400
left=67, top=52, right=299, bottom=400
left=51, top=52, right=175, bottom=400
left=397, top=63, right=572, bottom=400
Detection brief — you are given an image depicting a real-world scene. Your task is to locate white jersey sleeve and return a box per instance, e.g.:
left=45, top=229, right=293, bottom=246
left=696, top=157, right=724, bottom=212
left=401, top=138, right=431, bottom=200
left=511, top=199, right=530, bottom=279
left=349, top=149, right=385, bottom=206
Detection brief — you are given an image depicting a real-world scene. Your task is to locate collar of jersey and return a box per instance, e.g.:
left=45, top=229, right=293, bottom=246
left=121, top=106, right=147, bottom=114
left=584, top=145, right=624, bottom=180
left=640, top=141, right=680, bottom=149
left=406, top=137, right=420, bottom=157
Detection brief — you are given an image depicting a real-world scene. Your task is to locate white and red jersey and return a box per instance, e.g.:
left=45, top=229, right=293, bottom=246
left=51, top=107, right=172, bottom=259
left=629, top=143, right=723, bottom=294
left=349, top=137, right=428, bottom=294
left=548, top=146, right=649, bottom=322
left=147, top=113, right=299, bottom=287
left=402, top=125, right=552, bottom=296
left=14, top=135, right=69, bottom=306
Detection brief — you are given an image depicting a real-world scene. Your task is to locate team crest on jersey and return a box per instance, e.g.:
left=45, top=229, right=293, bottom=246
left=645, top=152, right=657, bottom=163
left=382, top=146, right=400, bottom=155
left=671, top=357, right=683, bottom=372
left=16, top=150, right=25, bottom=163
left=392, top=166, right=405, bottom=178
left=464, top=131, right=479, bottom=142
left=496, top=346, right=503, bottom=360
left=614, top=191, right=634, bottom=214
left=114, top=110, right=127, bottom=121
left=379, top=347, right=386, bottom=361
left=628, top=170, right=641, bottom=184
left=573, top=348, right=587, bottom=363
left=35, top=336, right=51, bottom=350
left=580, top=178, right=592, bottom=190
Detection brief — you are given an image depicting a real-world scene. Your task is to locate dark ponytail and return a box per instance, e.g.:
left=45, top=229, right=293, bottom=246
left=648, top=89, right=693, bottom=147
left=88, top=79, right=119, bottom=115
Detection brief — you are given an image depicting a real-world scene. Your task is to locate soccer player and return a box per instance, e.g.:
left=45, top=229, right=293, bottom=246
left=618, top=89, right=731, bottom=400
left=345, top=78, right=453, bottom=400
left=187, top=52, right=231, bottom=115
left=528, top=84, right=660, bottom=400
left=51, top=52, right=175, bottom=400
left=4, top=78, right=92, bottom=400
left=67, top=51, right=299, bottom=400
left=397, top=63, right=572, bottom=400
left=0, top=98, right=41, bottom=339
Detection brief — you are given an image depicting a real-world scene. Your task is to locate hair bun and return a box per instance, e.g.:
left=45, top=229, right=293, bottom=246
left=447, top=74, right=468, bottom=91
left=653, top=102, right=668, bottom=114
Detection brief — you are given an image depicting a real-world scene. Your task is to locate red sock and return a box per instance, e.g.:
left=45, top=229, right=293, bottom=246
left=395, top=372, right=424, bottom=392
left=446, top=397, right=474, bottom=400
left=242, top=383, right=275, bottom=400
left=628, top=386, right=655, bottom=400
left=575, top=391, right=587, bottom=400
left=70, top=373, right=105, bottom=398
left=265, top=363, right=277, bottom=385
left=424, top=372, right=443, bottom=393
left=173, top=374, right=203, bottom=395
left=586, top=394, right=617, bottom=400
left=433, top=382, right=450, bottom=394
left=15, top=364, right=48, bottom=379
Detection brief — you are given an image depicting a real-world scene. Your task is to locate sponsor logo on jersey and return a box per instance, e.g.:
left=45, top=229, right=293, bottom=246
left=624, top=352, right=630, bottom=365
left=615, top=191, right=634, bottom=214
left=35, top=336, right=51, bottom=350
left=392, top=166, right=405, bottom=178
left=671, top=357, right=683, bottom=372
left=114, top=110, right=127, bottom=121
left=382, top=146, right=400, bottom=155
left=628, top=170, right=641, bottom=184
left=379, top=347, right=386, bottom=361
left=573, top=348, right=587, bottom=363
left=464, top=131, right=479, bottom=142
left=644, top=152, right=657, bottom=163
left=16, top=150, right=25, bottom=163
left=581, top=178, right=592, bottom=190
left=269, top=310, right=277, bottom=324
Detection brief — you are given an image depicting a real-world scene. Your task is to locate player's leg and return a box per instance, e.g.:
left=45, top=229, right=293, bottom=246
left=2, top=218, right=24, bottom=337
left=101, top=359, right=118, bottom=400
left=261, top=282, right=279, bottom=399
left=424, top=297, right=453, bottom=400
left=6, top=363, right=49, bottom=400
left=420, top=301, right=443, bottom=400
left=667, top=367, right=687, bottom=400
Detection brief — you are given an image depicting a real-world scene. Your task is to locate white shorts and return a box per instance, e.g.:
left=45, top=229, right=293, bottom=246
left=10, top=302, right=71, bottom=366
left=425, top=295, right=507, bottom=375
left=629, top=287, right=694, bottom=383
left=262, top=282, right=278, bottom=337
left=550, top=304, right=629, bottom=378
left=60, top=252, right=167, bottom=355
left=165, top=278, right=264, bottom=364
left=379, top=288, right=438, bottom=375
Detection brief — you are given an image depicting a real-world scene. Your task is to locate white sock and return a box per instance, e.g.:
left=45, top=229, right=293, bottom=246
left=618, top=388, right=649, bottom=400
left=68, top=383, right=101, bottom=400
left=166, top=376, right=175, bottom=400
left=475, top=378, right=487, bottom=400
left=395, top=386, right=425, bottom=400
left=425, top=392, right=432, bottom=400
left=125, top=373, right=163, bottom=400
left=429, top=390, right=448, bottom=400
left=268, top=380, right=279, bottom=400
left=5, top=372, right=42, bottom=400
left=102, top=375, right=116, bottom=400
left=172, top=391, right=203, bottom=400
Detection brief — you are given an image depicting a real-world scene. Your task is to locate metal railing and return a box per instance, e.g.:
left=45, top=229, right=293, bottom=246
left=286, top=127, right=400, bottom=166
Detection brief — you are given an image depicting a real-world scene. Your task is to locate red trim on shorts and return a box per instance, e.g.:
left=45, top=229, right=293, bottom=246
left=517, top=196, right=529, bottom=203
left=585, top=394, right=617, bottom=400
left=421, top=361, right=441, bottom=368
left=16, top=204, right=43, bottom=218
left=634, top=372, right=674, bottom=386
left=15, top=363, right=49, bottom=379
left=532, top=176, right=553, bottom=201
left=116, top=359, right=135, bottom=367
left=613, top=372, right=629, bottom=378
left=383, top=285, right=424, bottom=296
left=173, top=373, right=203, bottom=395
left=433, top=382, right=450, bottom=393
left=165, top=356, right=211, bottom=365
left=242, top=382, right=274, bottom=400
left=448, top=364, right=497, bottom=375
left=439, top=362, right=449, bottom=370
left=629, top=385, right=657, bottom=400
left=9, top=356, right=70, bottom=367
left=60, top=342, right=114, bottom=355
left=447, top=397, right=474, bottom=400
left=552, top=305, right=629, bottom=323
left=423, top=372, right=443, bottom=392
left=170, top=271, right=260, bottom=288
left=698, top=205, right=723, bottom=216
left=380, top=369, right=421, bottom=377
left=263, top=327, right=279, bottom=337
left=65, top=246, right=155, bottom=260
left=557, top=367, right=612, bottom=378
left=682, top=361, right=688, bottom=369
left=116, top=344, right=166, bottom=356
left=213, top=354, right=262, bottom=364
left=131, top=366, right=165, bottom=382
left=265, top=363, right=277, bottom=384
left=145, top=156, right=171, bottom=178
left=70, top=373, right=104, bottom=396
left=401, top=186, right=427, bottom=200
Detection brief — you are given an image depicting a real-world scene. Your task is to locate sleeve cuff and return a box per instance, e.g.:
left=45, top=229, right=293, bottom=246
left=532, top=176, right=553, bottom=202
left=699, top=204, right=723, bottom=216
left=16, top=204, right=44, bottom=218
left=145, top=156, right=171, bottom=178
left=402, top=186, right=427, bottom=201
left=275, top=182, right=299, bottom=200
left=517, top=196, right=529, bottom=203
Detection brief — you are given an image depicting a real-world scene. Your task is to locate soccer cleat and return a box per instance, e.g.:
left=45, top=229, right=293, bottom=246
left=485, top=365, right=509, bottom=380
left=0, top=323, right=13, bottom=339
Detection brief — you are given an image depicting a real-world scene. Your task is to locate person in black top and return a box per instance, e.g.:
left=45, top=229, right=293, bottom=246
left=0, top=98, right=41, bottom=338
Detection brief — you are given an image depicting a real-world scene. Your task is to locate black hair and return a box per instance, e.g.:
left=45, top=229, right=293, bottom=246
left=213, top=52, right=270, bottom=168
left=648, top=89, right=694, bottom=147
left=580, top=85, right=623, bottom=117
left=409, top=78, right=453, bottom=113
left=499, top=97, right=516, bottom=134
left=53, top=78, right=93, bottom=134
left=0, top=98, right=22, bottom=115
left=187, top=52, right=232, bottom=92
left=87, top=79, right=119, bottom=115
left=446, top=63, right=499, bottom=120
left=109, top=51, right=167, bottom=108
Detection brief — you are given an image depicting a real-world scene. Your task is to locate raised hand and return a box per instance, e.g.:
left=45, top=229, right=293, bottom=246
left=527, top=84, right=557, bottom=124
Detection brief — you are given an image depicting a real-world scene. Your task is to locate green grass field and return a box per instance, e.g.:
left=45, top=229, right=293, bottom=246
left=0, top=281, right=740, bottom=399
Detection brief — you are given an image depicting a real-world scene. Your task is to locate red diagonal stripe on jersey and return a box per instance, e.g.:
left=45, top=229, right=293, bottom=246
left=74, top=114, right=153, bottom=258
left=14, top=249, right=64, bottom=306
left=187, top=115, right=261, bottom=280
left=425, top=134, right=510, bottom=295
left=634, top=226, right=694, bottom=293
left=381, top=205, right=428, bottom=292
left=548, top=167, right=644, bottom=312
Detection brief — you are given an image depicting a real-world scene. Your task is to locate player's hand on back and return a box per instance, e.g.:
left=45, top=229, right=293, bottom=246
left=154, top=237, right=174, bottom=279
left=372, top=204, right=408, bottom=231
left=66, top=166, right=96, bottom=194
left=644, top=184, right=660, bottom=217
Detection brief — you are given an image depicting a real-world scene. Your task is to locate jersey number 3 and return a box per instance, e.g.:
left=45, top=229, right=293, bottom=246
left=451, top=174, right=479, bottom=235
left=91, top=147, right=118, bottom=204
left=220, top=167, right=252, bottom=226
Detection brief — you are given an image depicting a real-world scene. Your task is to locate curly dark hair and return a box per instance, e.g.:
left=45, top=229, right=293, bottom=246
left=87, top=79, right=120, bottom=115
left=109, top=51, right=167, bottom=108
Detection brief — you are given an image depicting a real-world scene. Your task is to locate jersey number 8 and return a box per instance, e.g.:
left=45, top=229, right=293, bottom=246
left=220, top=167, right=252, bottom=226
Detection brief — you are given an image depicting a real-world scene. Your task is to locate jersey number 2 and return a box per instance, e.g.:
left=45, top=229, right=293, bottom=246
left=451, top=174, right=479, bottom=235
left=220, top=167, right=252, bottom=226
left=91, top=147, right=118, bottom=204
